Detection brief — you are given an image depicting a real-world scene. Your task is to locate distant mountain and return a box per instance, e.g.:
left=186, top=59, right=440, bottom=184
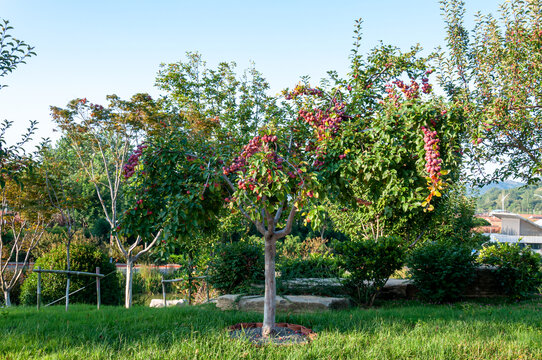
left=470, top=180, right=525, bottom=196
left=475, top=183, right=542, bottom=214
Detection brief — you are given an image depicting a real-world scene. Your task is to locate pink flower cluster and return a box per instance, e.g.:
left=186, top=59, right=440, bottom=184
left=123, top=144, right=147, bottom=179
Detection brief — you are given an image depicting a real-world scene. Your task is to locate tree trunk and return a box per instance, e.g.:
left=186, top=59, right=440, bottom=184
left=3, top=290, right=11, bottom=307
left=262, top=235, right=277, bottom=338
left=125, top=257, right=133, bottom=308
left=109, top=234, right=115, bottom=259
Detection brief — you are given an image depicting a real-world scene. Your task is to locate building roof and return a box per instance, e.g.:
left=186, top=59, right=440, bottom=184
left=491, top=211, right=542, bottom=235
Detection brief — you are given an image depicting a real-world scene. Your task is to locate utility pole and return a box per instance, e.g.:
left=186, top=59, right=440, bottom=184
left=502, top=191, right=509, bottom=212
left=534, top=194, right=542, bottom=214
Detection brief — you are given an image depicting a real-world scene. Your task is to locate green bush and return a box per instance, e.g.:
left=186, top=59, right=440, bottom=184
left=407, top=241, right=475, bottom=303
left=336, top=236, right=405, bottom=306
left=477, top=243, right=542, bottom=299
left=278, top=253, right=341, bottom=280
left=207, top=238, right=264, bottom=294
left=20, top=243, right=121, bottom=306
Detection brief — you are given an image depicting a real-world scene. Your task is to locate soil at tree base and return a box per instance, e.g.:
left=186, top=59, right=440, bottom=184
left=228, top=322, right=316, bottom=346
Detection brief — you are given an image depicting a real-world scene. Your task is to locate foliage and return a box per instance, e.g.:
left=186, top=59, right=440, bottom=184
left=477, top=243, right=542, bottom=299
left=277, top=235, right=331, bottom=259
left=439, top=0, right=542, bottom=184
left=314, top=21, right=466, bottom=242
left=407, top=241, right=475, bottom=303
left=278, top=253, right=341, bottom=280
left=277, top=236, right=341, bottom=280
left=118, top=125, right=223, bottom=260
left=0, top=19, right=35, bottom=90
left=156, top=52, right=276, bottom=150
left=20, top=239, right=121, bottom=306
left=207, top=238, right=264, bottom=294
left=419, top=184, right=488, bottom=249
left=336, top=236, right=405, bottom=306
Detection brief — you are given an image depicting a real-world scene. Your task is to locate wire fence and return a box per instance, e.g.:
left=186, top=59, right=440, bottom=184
left=43, top=270, right=118, bottom=307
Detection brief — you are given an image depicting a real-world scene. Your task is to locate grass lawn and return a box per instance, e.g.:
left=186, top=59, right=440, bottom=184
left=1, top=299, right=542, bottom=359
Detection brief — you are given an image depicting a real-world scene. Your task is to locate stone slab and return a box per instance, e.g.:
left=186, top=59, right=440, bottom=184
left=149, top=299, right=187, bottom=308
left=216, top=294, right=350, bottom=313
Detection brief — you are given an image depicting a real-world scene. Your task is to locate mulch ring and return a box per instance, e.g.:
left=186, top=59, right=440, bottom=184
left=228, top=322, right=317, bottom=346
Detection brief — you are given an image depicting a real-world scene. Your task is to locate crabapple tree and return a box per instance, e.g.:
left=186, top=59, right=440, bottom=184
left=221, top=83, right=348, bottom=336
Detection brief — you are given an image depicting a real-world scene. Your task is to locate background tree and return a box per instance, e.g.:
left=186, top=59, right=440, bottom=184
left=0, top=19, right=41, bottom=306
left=38, top=141, right=88, bottom=310
left=439, top=0, right=542, bottom=184
left=0, top=123, right=48, bottom=307
left=118, top=123, right=223, bottom=307
left=51, top=94, right=168, bottom=308
left=307, top=20, right=466, bottom=246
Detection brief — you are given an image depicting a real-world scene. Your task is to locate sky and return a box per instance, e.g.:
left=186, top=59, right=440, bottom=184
left=1, top=0, right=501, bottom=148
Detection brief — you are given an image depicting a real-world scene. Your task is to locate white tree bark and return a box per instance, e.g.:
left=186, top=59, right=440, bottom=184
left=0, top=213, right=44, bottom=307
left=125, top=257, right=133, bottom=309
left=117, top=231, right=161, bottom=308
left=3, top=291, right=11, bottom=307
left=262, top=235, right=277, bottom=337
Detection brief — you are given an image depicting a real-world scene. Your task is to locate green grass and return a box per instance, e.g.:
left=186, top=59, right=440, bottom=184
left=1, top=300, right=542, bottom=359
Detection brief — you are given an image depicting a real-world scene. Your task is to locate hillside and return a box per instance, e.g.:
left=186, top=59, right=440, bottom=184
left=476, top=184, right=542, bottom=214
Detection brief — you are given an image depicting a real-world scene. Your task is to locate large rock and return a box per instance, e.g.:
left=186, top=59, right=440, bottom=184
left=149, top=299, right=187, bottom=308
left=216, top=294, right=350, bottom=312
left=378, top=279, right=417, bottom=300
left=464, top=266, right=503, bottom=297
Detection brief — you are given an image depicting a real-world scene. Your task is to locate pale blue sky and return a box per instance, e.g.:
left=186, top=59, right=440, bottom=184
left=0, top=0, right=500, bottom=147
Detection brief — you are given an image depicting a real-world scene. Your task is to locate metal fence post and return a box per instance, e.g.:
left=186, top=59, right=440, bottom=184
left=37, top=266, right=41, bottom=310
left=96, top=267, right=101, bottom=310
left=162, top=275, right=166, bottom=308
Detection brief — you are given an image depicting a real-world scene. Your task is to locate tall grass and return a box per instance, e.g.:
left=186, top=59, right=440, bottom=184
left=1, top=300, right=542, bottom=359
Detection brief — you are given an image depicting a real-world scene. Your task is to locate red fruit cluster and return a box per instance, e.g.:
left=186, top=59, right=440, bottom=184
left=223, top=136, right=262, bottom=176
left=284, top=84, right=323, bottom=100
left=123, top=143, right=148, bottom=179
left=384, top=84, right=401, bottom=105
left=298, top=100, right=346, bottom=141
left=422, top=126, right=442, bottom=177
left=393, top=79, right=420, bottom=100
left=421, top=77, right=432, bottom=94
left=223, top=134, right=281, bottom=176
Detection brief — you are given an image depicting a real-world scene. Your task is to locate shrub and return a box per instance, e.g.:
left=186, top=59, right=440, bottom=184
left=477, top=243, right=542, bottom=299
left=20, top=243, right=121, bottom=306
left=407, top=241, right=475, bottom=303
left=138, top=265, right=163, bottom=294
left=278, top=253, right=341, bottom=280
left=278, top=236, right=330, bottom=259
left=336, top=236, right=405, bottom=306
left=207, top=238, right=264, bottom=294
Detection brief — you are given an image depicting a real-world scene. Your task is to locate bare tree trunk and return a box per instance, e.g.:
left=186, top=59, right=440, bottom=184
left=262, top=234, right=277, bottom=337
left=3, top=290, right=11, bottom=307
left=109, top=234, right=115, bottom=259
left=125, top=257, right=133, bottom=308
